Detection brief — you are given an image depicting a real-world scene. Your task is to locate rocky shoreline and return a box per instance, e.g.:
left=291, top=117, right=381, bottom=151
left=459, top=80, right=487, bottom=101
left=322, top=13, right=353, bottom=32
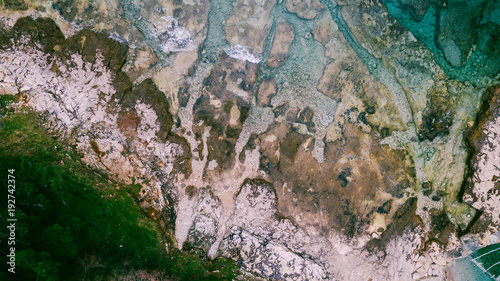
left=1, top=0, right=499, bottom=279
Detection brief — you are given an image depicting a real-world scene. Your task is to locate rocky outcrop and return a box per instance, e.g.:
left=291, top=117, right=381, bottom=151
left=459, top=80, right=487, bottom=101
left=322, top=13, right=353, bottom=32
left=217, top=179, right=326, bottom=280
left=463, top=84, right=500, bottom=232
left=224, top=0, right=276, bottom=57
left=119, top=79, right=173, bottom=140
left=8, top=17, right=65, bottom=53
left=0, top=18, right=188, bottom=216
left=257, top=77, right=277, bottom=107
left=284, top=0, right=324, bottom=20
left=192, top=52, right=256, bottom=172
left=185, top=187, right=223, bottom=252
left=1, top=0, right=500, bottom=277
left=267, top=20, right=294, bottom=68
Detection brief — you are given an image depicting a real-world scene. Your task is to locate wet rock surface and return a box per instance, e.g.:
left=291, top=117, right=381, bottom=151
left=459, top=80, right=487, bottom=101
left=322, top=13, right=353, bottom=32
left=0, top=0, right=499, bottom=278
left=381, top=0, right=500, bottom=79
left=267, top=20, right=294, bottom=68
left=224, top=0, right=276, bottom=57
left=284, top=0, right=324, bottom=20
left=193, top=52, right=256, bottom=171
left=217, top=179, right=326, bottom=280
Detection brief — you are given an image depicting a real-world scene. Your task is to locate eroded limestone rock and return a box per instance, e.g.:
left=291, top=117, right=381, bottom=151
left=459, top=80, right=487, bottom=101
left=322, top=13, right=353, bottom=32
left=257, top=77, right=277, bottom=107
left=267, top=20, right=294, bottom=68
left=219, top=179, right=327, bottom=281
left=185, top=187, right=223, bottom=252
left=224, top=0, right=276, bottom=57
left=192, top=52, right=257, bottom=172
left=463, top=85, right=500, bottom=232
left=0, top=18, right=188, bottom=217
left=1, top=2, right=500, bottom=278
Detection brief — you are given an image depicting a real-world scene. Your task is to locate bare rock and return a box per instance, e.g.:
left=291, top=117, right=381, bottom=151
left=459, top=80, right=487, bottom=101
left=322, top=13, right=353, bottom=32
left=192, top=52, right=257, bottom=171
left=119, top=79, right=173, bottom=140
left=315, top=16, right=405, bottom=132
left=62, top=29, right=129, bottom=72
left=224, top=0, right=276, bottom=57
left=258, top=119, right=416, bottom=239
left=312, top=16, right=338, bottom=45
left=284, top=0, right=324, bottom=20
left=463, top=85, right=500, bottom=231
left=10, top=17, right=65, bottom=53
left=186, top=187, right=223, bottom=252
left=220, top=179, right=327, bottom=281
left=257, top=77, right=277, bottom=107
left=267, top=20, right=295, bottom=68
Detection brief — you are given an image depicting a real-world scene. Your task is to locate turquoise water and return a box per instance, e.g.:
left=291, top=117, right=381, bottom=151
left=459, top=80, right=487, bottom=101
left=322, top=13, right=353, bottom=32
left=380, top=0, right=500, bottom=82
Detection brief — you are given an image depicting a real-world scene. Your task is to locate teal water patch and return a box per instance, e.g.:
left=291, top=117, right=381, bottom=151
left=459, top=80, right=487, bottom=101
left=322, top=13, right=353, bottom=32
left=470, top=243, right=500, bottom=279
left=202, top=0, right=234, bottom=62
left=452, top=257, right=495, bottom=281
left=482, top=1, right=500, bottom=26
left=380, top=0, right=500, bottom=82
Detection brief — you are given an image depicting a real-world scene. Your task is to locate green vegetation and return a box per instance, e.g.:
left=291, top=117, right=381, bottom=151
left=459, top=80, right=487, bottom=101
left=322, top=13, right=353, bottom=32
left=0, top=104, right=239, bottom=280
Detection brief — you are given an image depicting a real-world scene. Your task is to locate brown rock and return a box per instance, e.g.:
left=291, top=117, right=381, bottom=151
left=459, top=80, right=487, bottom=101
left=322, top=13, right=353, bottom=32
left=316, top=23, right=406, bottom=132
left=462, top=84, right=500, bottom=233
left=192, top=53, right=258, bottom=172
left=10, top=17, right=65, bottom=53
left=119, top=79, right=173, bottom=140
left=257, top=77, right=277, bottom=107
left=312, top=17, right=338, bottom=45
left=125, top=46, right=159, bottom=82
left=267, top=20, right=295, bottom=68
left=284, top=0, right=324, bottom=20
left=3, top=0, right=28, bottom=11
left=117, top=111, right=140, bottom=137
left=365, top=197, right=421, bottom=252
left=168, top=134, right=192, bottom=179
left=259, top=119, right=416, bottom=239
left=417, top=88, right=455, bottom=141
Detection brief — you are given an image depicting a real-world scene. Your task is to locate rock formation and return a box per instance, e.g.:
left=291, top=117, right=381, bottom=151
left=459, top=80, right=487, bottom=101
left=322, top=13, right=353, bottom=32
left=1, top=0, right=499, bottom=279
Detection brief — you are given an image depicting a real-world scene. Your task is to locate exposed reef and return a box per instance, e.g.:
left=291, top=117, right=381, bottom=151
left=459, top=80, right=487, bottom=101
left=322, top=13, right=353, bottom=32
left=1, top=0, right=499, bottom=279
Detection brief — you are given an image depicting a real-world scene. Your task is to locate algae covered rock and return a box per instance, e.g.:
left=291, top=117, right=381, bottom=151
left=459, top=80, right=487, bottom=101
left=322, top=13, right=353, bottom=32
left=62, top=29, right=129, bottom=72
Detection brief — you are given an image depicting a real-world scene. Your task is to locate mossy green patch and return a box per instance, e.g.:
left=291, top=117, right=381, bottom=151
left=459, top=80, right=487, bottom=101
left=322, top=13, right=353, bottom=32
left=2, top=0, right=28, bottom=11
